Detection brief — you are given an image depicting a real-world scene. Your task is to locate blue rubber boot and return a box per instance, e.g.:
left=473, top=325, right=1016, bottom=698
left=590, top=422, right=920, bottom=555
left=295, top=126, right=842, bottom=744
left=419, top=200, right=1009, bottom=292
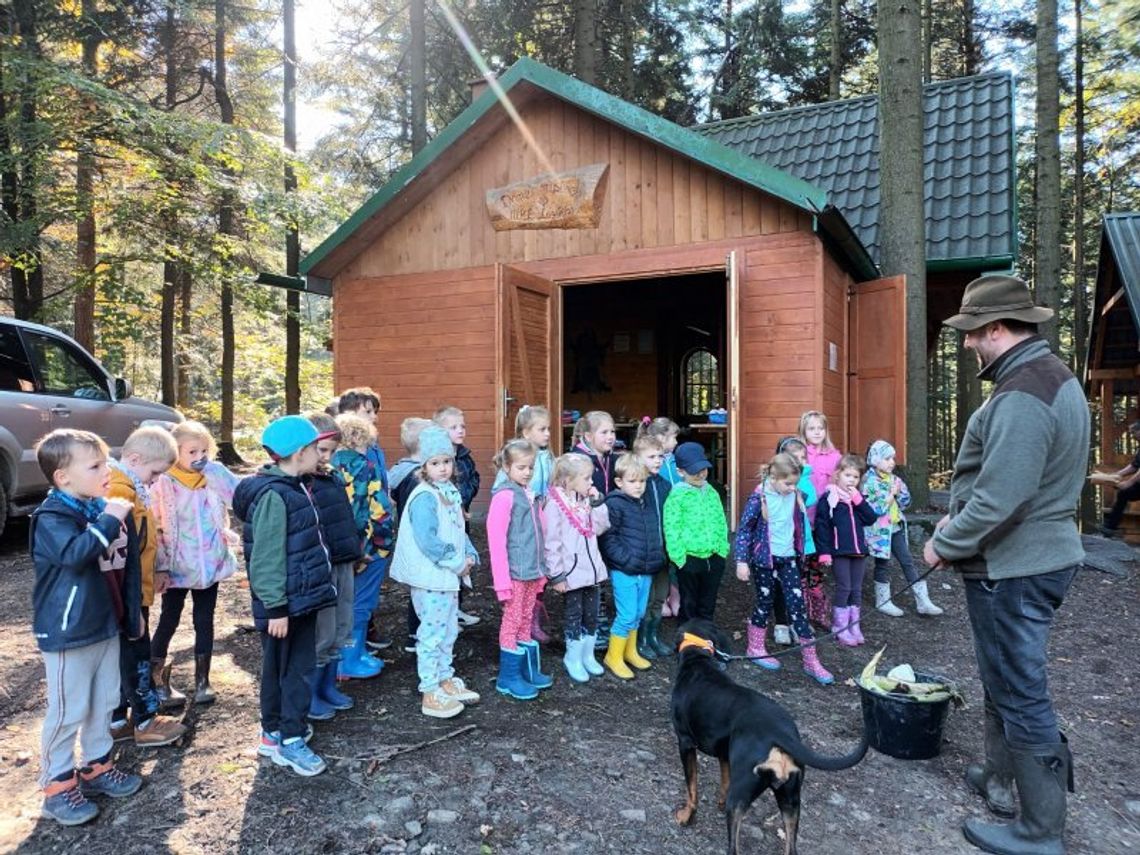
left=318, top=661, right=354, bottom=710
left=338, top=627, right=383, bottom=680
left=518, top=640, right=553, bottom=689
left=495, top=648, right=538, bottom=700
left=306, top=669, right=336, bottom=721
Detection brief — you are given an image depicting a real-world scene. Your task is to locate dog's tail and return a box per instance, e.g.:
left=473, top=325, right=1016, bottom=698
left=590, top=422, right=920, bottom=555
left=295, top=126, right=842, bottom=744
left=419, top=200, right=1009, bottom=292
left=780, top=733, right=868, bottom=772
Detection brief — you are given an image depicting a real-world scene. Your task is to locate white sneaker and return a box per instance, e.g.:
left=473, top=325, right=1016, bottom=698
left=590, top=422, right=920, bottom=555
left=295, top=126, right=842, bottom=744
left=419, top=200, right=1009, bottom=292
left=422, top=690, right=464, bottom=719
left=440, top=677, right=481, bottom=704
left=456, top=609, right=481, bottom=627
left=773, top=625, right=792, bottom=645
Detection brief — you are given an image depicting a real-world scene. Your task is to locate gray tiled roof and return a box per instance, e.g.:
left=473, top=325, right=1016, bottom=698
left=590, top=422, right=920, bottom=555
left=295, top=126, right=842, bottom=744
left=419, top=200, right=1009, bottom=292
left=697, top=73, right=1016, bottom=268
left=1102, top=213, right=1140, bottom=332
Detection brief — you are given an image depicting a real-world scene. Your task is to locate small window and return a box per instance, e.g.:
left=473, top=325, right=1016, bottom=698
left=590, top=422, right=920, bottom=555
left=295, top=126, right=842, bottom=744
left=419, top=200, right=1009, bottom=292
left=683, top=348, right=719, bottom=416
left=22, top=331, right=109, bottom=400
left=0, top=326, right=36, bottom=392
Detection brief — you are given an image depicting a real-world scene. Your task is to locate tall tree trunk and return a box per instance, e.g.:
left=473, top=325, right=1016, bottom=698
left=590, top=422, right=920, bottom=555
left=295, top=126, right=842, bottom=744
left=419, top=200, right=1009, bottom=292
left=0, top=5, right=26, bottom=318
left=215, top=0, right=238, bottom=454
left=573, top=0, right=597, bottom=84
left=879, top=0, right=929, bottom=506
left=283, top=0, right=301, bottom=413
left=177, top=268, right=192, bottom=408
left=620, top=0, right=635, bottom=100
left=829, top=0, right=842, bottom=99
left=1072, top=0, right=1086, bottom=375
left=961, top=0, right=981, bottom=75
left=73, top=0, right=100, bottom=352
left=922, top=0, right=932, bottom=82
left=409, top=0, right=426, bottom=154
left=160, top=1, right=179, bottom=407
left=1034, top=0, right=1061, bottom=350
left=10, top=0, right=44, bottom=320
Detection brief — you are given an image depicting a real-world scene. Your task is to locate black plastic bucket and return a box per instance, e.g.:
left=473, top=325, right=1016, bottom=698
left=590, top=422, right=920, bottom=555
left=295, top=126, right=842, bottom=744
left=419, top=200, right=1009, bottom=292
left=858, top=670, right=954, bottom=760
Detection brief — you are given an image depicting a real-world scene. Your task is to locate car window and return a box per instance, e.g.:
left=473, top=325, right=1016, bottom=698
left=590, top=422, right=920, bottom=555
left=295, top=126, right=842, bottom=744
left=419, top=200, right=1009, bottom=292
left=0, top=326, right=37, bottom=392
left=22, top=331, right=110, bottom=400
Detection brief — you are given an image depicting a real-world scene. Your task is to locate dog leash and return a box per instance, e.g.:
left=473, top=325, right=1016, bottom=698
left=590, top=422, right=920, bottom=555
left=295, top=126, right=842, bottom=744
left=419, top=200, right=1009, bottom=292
left=711, top=564, right=941, bottom=662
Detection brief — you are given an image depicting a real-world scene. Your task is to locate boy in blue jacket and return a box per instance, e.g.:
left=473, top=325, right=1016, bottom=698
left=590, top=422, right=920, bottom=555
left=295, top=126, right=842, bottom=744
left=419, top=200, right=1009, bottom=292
left=31, top=429, right=144, bottom=826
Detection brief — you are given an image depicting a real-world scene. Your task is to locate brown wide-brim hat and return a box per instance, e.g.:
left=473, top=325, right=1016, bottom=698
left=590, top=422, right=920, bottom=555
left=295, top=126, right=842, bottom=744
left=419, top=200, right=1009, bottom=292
left=943, top=274, right=1055, bottom=331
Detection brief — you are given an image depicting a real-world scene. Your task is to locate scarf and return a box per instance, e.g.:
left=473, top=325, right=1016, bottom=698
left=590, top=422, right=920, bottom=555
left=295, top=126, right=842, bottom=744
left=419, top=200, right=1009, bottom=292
left=549, top=486, right=595, bottom=537
left=50, top=488, right=106, bottom=523
left=166, top=463, right=206, bottom=490
left=428, top=478, right=463, bottom=507
left=824, top=483, right=856, bottom=511
left=108, top=458, right=150, bottom=508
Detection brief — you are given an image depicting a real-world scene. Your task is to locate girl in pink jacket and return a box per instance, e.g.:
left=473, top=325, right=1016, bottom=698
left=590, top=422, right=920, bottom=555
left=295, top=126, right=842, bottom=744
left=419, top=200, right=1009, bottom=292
left=797, top=410, right=843, bottom=630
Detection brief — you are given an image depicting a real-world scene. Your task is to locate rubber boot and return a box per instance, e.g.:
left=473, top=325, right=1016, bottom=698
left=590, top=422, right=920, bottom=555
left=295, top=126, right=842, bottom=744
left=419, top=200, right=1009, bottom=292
left=580, top=633, right=605, bottom=676
left=496, top=648, right=538, bottom=700
left=624, top=630, right=652, bottom=670
left=604, top=635, right=635, bottom=680
left=646, top=615, right=672, bottom=656
left=966, top=705, right=1016, bottom=818
left=801, top=644, right=835, bottom=685
left=849, top=606, right=865, bottom=645
left=563, top=637, right=589, bottom=683
left=834, top=607, right=858, bottom=647
left=875, top=581, right=904, bottom=616
left=962, top=740, right=1071, bottom=855
left=152, top=658, right=186, bottom=710
left=530, top=601, right=551, bottom=644
left=635, top=618, right=657, bottom=660
left=913, top=580, right=945, bottom=616
left=518, top=640, right=553, bottom=689
left=306, top=669, right=336, bottom=721
left=318, top=661, right=354, bottom=711
left=338, top=627, right=383, bottom=680
left=193, top=653, right=216, bottom=705
left=746, top=623, right=780, bottom=670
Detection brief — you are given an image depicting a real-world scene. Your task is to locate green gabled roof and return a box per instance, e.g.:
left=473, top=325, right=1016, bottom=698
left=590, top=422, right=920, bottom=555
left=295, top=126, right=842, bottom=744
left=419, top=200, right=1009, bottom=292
left=300, top=57, right=829, bottom=279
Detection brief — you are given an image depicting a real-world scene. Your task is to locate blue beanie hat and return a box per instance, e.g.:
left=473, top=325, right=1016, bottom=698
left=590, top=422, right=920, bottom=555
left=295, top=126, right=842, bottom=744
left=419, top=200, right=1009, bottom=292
left=418, top=425, right=454, bottom=461
left=866, top=440, right=896, bottom=468
left=262, top=415, right=319, bottom=459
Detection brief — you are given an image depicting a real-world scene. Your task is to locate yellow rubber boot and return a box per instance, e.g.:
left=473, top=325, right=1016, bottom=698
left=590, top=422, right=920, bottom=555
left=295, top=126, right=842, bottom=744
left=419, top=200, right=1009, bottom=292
left=624, top=630, right=652, bottom=670
left=604, top=635, right=635, bottom=679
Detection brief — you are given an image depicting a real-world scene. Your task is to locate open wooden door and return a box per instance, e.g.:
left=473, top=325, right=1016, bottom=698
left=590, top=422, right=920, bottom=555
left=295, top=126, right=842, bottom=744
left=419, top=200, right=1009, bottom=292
left=848, top=275, right=907, bottom=462
left=497, top=264, right=557, bottom=451
left=726, top=251, right=740, bottom=521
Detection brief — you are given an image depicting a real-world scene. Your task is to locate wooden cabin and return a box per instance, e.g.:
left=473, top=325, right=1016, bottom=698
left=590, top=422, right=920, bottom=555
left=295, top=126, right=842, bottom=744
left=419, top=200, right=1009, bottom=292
left=299, top=59, right=1015, bottom=518
left=1086, top=212, right=1140, bottom=540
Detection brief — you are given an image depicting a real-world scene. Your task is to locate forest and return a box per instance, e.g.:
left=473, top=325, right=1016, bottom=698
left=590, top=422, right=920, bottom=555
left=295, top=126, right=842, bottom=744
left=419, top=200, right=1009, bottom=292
left=1, top=0, right=1138, bottom=466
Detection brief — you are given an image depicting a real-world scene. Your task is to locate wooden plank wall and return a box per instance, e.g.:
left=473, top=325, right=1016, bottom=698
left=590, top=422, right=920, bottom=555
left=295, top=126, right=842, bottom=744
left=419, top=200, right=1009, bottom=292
left=822, top=251, right=852, bottom=453
left=332, top=265, right=499, bottom=516
left=339, top=93, right=813, bottom=280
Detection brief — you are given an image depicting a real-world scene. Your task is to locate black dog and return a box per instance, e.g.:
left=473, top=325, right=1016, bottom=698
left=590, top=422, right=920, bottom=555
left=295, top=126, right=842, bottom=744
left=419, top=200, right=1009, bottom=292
left=671, top=619, right=868, bottom=854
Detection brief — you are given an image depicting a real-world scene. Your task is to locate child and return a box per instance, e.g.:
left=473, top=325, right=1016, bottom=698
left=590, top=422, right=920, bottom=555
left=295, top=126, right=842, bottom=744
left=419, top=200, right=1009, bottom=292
left=733, top=453, right=834, bottom=685
left=768, top=436, right=819, bottom=645
left=389, top=426, right=481, bottom=719
left=488, top=439, right=552, bottom=698
left=232, top=417, right=336, bottom=776
left=107, top=427, right=187, bottom=747
left=663, top=442, right=730, bottom=622
left=543, top=454, right=611, bottom=681
left=798, top=411, right=843, bottom=630
left=813, top=454, right=878, bottom=646
left=390, top=417, right=433, bottom=518
left=150, top=420, right=240, bottom=707
left=434, top=405, right=481, bottom=628
left=599, top=454, right=666, bottom=680
left=330, top=414, right=387, bottom=679
left=303, top=412, right=364, bottom=720
left=571, top=410, right=618, bottom=495
left=31, top=429, right=143, bottom=825
left=862, top=440, right=943, bottom=617
left=633, top=435, right=673, bottom=657
left=637, top=417, right=682, bottom=486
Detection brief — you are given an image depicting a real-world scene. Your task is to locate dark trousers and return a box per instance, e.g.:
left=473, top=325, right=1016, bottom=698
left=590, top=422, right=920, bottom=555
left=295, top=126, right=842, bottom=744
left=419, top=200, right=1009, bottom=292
left=1105, top=483, right=1140, bottom=530
left=677, top=554, right=725, bottom=622
left=151, top=583, right=219, bottom=657
left=114, top=607, right=158, bottom=724
left=562, top=585, right=601, bottom=640
left=965, top=566, right=1078, bottom=746
left=831, top=555, right=866, bottom=607
left=873, top=529, right=920, bottom=585
left=259, top=611, right=317, bottom=741
left=750, top=557, right=814, bottom=640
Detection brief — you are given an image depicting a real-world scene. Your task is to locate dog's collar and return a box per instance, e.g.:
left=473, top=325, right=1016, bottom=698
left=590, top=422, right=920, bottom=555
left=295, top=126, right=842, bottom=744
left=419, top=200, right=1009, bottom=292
left=678, top=633, right=717, bottom=656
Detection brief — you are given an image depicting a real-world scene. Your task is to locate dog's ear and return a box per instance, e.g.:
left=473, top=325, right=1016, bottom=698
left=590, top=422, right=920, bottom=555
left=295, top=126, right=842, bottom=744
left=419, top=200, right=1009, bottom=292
left=710, top=623, right=732, bottom=655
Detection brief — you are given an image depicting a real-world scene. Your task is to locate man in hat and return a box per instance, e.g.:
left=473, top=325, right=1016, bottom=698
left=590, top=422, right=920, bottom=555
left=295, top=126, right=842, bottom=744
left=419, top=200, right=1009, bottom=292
left=923, top=274, right=1087, bottom=855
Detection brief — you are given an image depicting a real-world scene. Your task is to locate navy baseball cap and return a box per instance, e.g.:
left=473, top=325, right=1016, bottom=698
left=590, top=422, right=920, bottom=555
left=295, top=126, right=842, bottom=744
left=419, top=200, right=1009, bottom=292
left=674, top=442, right=711, bottom=474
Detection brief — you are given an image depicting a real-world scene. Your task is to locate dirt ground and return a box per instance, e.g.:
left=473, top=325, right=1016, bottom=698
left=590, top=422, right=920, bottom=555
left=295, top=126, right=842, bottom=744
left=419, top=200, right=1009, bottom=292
left=1, top=519, right=1138, bottom=855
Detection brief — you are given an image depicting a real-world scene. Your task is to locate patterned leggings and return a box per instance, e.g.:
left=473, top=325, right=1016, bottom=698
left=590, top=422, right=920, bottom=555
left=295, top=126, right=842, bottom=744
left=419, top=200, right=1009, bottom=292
left=750, top=556, right=814, bottom=640
left=499, top=579, right=542, bottom=650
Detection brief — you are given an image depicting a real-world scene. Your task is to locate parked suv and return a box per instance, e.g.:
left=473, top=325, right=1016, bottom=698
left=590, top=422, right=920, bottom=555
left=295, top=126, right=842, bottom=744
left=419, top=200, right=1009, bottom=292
left=0, top=317, right=182, bottom=536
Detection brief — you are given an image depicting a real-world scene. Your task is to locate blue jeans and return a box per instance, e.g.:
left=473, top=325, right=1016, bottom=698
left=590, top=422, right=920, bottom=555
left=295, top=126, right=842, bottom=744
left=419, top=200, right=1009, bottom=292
left=964, top=566, right=1078, bottom=746
left=610, top=571, right=652, bottom=637
left=353, top=554, right=390, bottom=631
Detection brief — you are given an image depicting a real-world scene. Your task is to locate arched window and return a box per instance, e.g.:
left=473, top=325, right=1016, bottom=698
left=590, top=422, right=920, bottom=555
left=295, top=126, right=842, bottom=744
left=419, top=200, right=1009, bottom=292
left=683, top=348, right=719, bottom=416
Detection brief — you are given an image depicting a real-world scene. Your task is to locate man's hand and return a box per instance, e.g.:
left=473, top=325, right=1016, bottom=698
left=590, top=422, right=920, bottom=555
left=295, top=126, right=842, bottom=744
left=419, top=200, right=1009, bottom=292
left=735, top=561, right=750, bottom=582
left=935, top=514, right=950, bottom=531
left=268, top=617, right=289, bottom=638
left=923, top=539, right=948, bottom=570
left=104, top=498, right=133, bottom=521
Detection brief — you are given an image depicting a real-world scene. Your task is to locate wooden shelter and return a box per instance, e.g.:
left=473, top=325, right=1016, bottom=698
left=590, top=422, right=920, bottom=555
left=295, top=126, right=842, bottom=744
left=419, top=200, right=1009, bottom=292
left=300, top=59, right=1015, bottom=517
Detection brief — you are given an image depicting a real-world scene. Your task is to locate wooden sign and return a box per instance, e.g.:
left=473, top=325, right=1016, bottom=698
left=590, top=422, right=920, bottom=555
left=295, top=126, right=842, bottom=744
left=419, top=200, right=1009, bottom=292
left=486, top=163, right=608, bottom=231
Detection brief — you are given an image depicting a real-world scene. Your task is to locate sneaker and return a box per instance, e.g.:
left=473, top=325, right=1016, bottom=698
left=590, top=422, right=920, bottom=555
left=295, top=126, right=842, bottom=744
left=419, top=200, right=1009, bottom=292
left=41, top=776, right=98, bottom=826
left=110, top=719, right=134, bottom=743
left=456, top=609, right=481, bottom=627
left=365, top=633, right=393, bottom=651
left=133, top=715, right=187, bottom=748
left=772, top=625, right=792, bottom=646
left=422, top=689, right=464, bottom=719
left=257, top=730, right=280, bottom=758
left=273, top=737, right=327, bottom=776
left=440, top=677, right=481, bottom=704
left=78, top=759, right=142, bottom=798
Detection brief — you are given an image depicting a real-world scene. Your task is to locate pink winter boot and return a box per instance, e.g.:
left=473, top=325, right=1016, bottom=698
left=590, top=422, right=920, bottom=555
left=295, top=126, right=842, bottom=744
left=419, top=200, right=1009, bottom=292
left=833, top=607, right=858, bottom=647
left=530, top=600, right=551, bottom=645
left=746, top=624, right=780, bottom=670
left=801, top=644, right=835, bottom=685
left=849, top=606, right=865, bottom=645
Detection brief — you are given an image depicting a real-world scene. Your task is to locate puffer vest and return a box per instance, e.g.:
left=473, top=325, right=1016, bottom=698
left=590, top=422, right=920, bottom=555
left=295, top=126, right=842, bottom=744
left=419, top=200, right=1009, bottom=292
left=233, top=473, right=335, bottom=620
left=307, top=470, right=363, bottom=565
left=491, top=480, right=545, bottom=582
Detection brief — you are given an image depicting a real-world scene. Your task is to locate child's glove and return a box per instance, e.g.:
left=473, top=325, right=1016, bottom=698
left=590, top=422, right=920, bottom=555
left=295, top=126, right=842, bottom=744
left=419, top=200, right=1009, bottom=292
left=735, top=561, right=750, bottom=582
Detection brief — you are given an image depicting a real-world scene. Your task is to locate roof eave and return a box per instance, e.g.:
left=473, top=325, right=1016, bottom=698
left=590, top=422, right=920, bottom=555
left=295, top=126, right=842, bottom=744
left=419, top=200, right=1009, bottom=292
left=926, top=254, right=1015, bottom=274
left=815, top=205, right=880, bottom=281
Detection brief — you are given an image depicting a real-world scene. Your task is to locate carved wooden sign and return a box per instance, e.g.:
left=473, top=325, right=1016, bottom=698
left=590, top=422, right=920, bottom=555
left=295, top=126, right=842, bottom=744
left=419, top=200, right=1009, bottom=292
left=486, top=163, right=608, bottom=231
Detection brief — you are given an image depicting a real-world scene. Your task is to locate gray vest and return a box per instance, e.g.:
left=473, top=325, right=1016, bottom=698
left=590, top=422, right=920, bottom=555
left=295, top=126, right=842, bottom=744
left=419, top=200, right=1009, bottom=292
left=493, top=481, right=545, bottom=582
